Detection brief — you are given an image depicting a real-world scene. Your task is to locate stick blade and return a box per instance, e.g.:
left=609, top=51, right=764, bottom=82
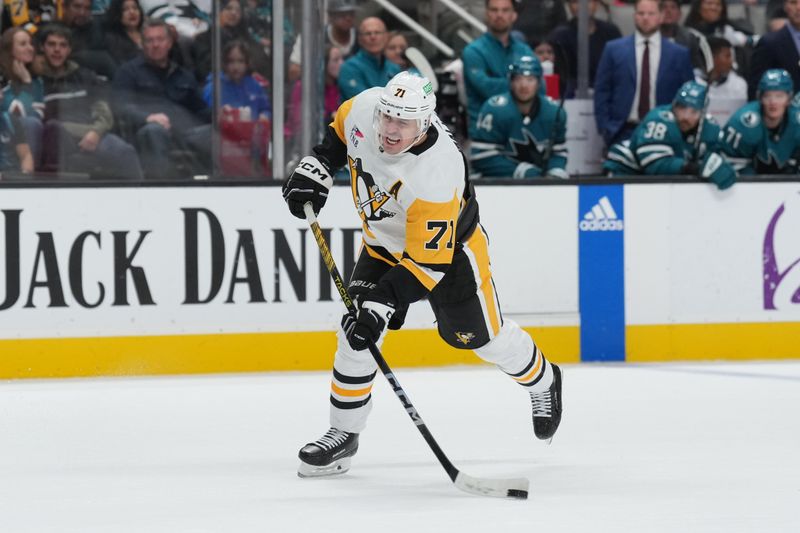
left=454, top=472, right=529, bottom=500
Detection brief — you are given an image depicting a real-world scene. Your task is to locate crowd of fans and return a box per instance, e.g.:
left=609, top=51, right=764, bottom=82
left=1, top=0, right=800, bottom=183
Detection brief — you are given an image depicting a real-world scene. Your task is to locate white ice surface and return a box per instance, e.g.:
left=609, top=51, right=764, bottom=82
left=1, top=362, right=799, bottom=532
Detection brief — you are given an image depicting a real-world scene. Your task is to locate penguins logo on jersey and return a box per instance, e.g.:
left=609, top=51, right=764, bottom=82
left=454, top=331, right=476, bottom=345
left=349, top=156, right=395, bottom=222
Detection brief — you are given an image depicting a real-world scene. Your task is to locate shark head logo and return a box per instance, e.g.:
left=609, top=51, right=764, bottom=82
left=763, top=196, right=800, bottom=310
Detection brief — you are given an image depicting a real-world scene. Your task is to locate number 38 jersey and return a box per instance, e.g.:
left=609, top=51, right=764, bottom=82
left=312, top=87, right=479, bottom=306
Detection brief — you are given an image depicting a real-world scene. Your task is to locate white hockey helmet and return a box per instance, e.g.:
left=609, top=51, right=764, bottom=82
left=373, top=71, right=437, bottom=154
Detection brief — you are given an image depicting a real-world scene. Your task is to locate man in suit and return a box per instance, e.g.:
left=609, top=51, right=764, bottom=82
left=748, top=0, right=800, bottom=100
left=593, top=0, right=694, bottom=147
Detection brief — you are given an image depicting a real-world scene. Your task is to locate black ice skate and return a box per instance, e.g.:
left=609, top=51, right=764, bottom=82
left=529, top=363, right=563, bottom=443
left=297, top=427, right=359, bottom=478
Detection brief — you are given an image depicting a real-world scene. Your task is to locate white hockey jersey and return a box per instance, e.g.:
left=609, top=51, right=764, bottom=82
left=324, top=87, right=473, bottom=297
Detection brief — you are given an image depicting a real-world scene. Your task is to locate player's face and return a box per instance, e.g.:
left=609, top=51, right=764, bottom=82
left=634, top=0, right=662, bottom=36
left=43, top=34, right=71, bottom=70
left=511, top=74, right=539, bottom=103
left=673, top=104, right=701, bottom=132
left=485, top=0, right=517, bottom=35
left=761, top=91, right=791, bottom=122
left=376, top=112, right=422, bottom=155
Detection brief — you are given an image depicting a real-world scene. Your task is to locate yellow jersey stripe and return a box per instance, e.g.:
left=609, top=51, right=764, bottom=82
left=399, top=258, right=438, bottom=291
left=331, top=97, right=356, bottom=143
left=465, top=227, right=501, bottom=336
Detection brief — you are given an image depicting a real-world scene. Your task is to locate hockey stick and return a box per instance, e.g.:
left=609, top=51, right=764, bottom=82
left=303, top=203, right=529, bottom=500
left=405, top=47, right=439, bottom=93
left=687, top=28, right=714, bottom=160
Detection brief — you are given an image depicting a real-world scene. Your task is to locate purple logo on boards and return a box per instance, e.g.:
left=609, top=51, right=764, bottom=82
left=763, top=201, right=800, bottom=310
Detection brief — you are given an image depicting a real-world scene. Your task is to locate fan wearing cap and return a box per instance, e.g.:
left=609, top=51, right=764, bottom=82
left=469, top=55, right=568, bottom=179
left=604, top=80, right=736, bottom=189
left=720, top=68, right=800, bottom=175
left=283, top=71, right=564, bottom=478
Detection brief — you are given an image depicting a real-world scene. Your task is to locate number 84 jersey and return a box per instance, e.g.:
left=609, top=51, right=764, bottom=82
left=324, top=87, right=473, bottom=296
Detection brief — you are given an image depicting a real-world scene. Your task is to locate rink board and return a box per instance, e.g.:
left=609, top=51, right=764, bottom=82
left=0, top=182, right=797, bottom=378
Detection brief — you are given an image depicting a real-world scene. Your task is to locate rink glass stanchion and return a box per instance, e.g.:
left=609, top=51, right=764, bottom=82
left=303, top=202, right=530, bottom=500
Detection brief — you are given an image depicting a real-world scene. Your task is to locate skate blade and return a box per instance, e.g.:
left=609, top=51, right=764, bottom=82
left=297, top=457, right=352, bottom=478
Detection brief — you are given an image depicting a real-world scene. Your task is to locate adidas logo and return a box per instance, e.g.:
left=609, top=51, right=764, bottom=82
left=579, top=196, right=624, bottom=231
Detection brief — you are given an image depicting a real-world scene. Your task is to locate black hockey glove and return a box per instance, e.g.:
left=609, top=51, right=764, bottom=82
left=282, top=156, right=333, bottom=219
left=342, top=295, right=395, bottom=351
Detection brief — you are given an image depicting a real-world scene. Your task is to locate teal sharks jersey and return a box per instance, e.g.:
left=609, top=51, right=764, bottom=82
left=720, top=101, right=800, bottom=175
left=604, top=105, right=724, bottom=175
left=469, top=92, right=567, bottom=179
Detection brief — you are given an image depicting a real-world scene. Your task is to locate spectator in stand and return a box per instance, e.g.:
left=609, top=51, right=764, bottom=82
left=288, top=0, right=357, bottom=83
left=470, top=55, right=569, bottom=179
left=547, top=0, right=622, bottom=96
left=202, top=40, right=270, bottom=119
left=287, top=44, right=344, bottom=150
left=512, top=0, right=568, bottom=48
left=532, top=38, right=569, bottom=96
left=60, top=0, right=117, bottom=78
left=684, top=0, right=757, bottom=76
left=103, top=0, right=144, bottom=65
left=700, top=36, right=747, bottom=99
left=112, top=18, right=211, bottom=179
left=463, top=0, right=533, bottom=136
left=0, top=27, right=45, bottom=170
left=748, top=0, right=800, bottom=100
left=0, top=111, right=34, bottom=173
left=338, top=16, right=401, bottom=100
left=104, top=0, right=187, bottom=69
left=660, top=0, right=695, bottom=49
left=37, top=24, right=143, bottom=179
left=384, top=32, right=411, bottom=71
left=192, top=0, right=270, bottom=83
left=594, top=0, right=694, bottom=146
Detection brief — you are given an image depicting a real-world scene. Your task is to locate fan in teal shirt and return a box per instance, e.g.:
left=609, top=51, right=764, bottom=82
left=337, top=17, right=402, bottom=100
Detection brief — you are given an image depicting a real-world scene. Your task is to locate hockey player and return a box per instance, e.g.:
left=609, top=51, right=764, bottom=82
left=469, top=55, right=568, bottom=179
left=282, top=72, right=564, bottom=478
left=720, top=69, right=800, bottom=175
left=603, top=80, right=736, bottom=190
